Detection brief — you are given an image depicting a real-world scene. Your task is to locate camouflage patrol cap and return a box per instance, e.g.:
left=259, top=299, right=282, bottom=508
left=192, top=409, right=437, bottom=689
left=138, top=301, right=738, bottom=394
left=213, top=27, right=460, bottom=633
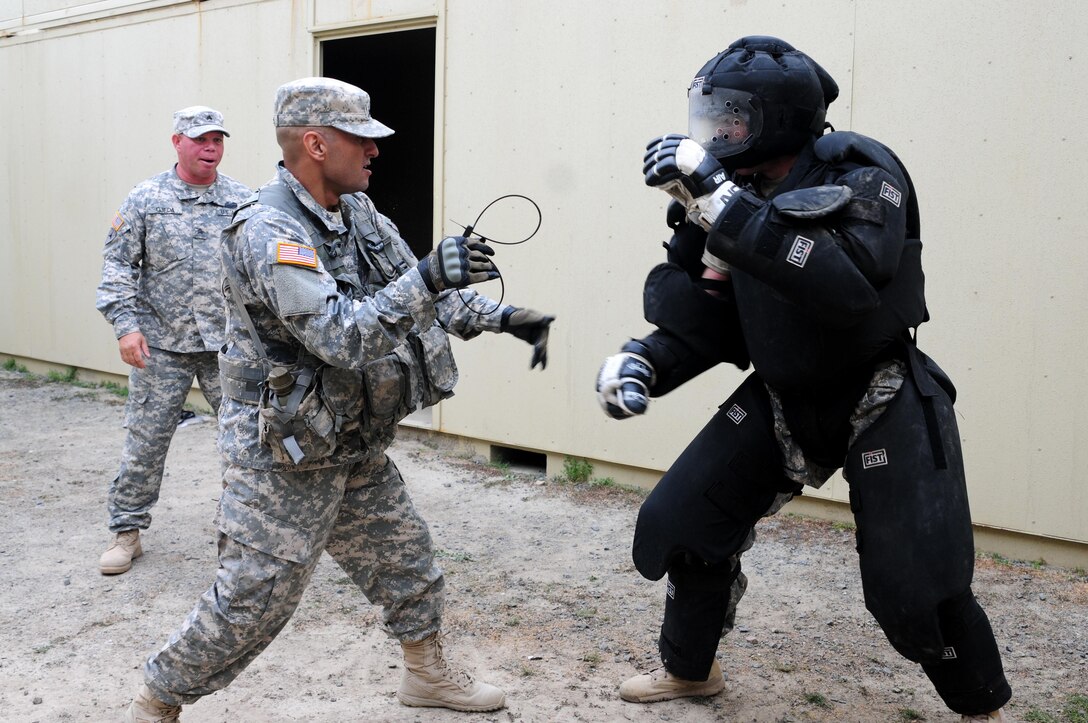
left=273, top=77, right=395, bottom=138
left=173, top=106, right=230, bottom=138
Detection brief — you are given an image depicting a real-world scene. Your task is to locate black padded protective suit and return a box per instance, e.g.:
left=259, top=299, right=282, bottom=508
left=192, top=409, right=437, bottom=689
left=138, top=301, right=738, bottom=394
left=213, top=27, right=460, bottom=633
left=631, top=132, right=1010, bottom=715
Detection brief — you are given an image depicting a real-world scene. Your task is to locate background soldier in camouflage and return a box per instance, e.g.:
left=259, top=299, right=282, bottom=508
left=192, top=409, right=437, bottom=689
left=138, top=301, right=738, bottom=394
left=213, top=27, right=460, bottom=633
left=96, top=106, right=251, bottom=576
left=124, top=77, right=554, bottom=722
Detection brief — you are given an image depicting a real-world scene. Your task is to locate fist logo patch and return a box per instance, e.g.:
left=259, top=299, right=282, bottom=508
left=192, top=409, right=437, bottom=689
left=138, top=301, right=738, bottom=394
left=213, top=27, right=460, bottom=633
left=787, top=236, right=814, bottom=268
left=880, top=181, right=902, bottom=207
left=862, top=449, right=888, bottom=469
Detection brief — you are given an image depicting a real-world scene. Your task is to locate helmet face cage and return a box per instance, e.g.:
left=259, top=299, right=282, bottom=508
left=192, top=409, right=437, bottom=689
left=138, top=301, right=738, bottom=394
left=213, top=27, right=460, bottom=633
left=687, top=83, right=763, bottom=160
left=686, top=37, right=837, bottom=169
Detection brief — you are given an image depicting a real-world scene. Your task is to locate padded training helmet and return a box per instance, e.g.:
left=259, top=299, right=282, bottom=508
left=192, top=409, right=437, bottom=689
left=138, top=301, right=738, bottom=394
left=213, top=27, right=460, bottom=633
left=688, top=36, right=839, bottom=170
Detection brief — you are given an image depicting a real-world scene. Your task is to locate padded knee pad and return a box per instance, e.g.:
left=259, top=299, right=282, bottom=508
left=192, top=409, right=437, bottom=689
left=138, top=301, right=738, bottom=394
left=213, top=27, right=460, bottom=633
left=659, top=557, right=739, bottom=680
left=920, top=590, right=1012, bottom=715
left=633, top=373, right=796, bottom=581
left=846, top=369, right=974, bottom=661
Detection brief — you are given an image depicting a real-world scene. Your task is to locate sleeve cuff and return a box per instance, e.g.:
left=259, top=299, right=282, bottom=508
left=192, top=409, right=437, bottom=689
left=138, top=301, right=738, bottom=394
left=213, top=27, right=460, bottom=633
left=701, top=250, right=731, bottom=275
left=113, top=315, right=140, bottom=339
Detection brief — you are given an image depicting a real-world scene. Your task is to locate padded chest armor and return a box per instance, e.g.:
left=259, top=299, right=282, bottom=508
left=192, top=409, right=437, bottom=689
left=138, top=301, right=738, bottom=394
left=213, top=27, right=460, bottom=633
left=731, top=132, right=928, bottom=390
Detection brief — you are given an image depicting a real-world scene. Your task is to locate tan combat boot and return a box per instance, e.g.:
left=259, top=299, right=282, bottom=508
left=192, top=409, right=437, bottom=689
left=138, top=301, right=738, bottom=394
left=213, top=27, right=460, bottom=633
left=397, top=632, right=506, bottom=712
left=100, top=529, right=142, bottom=574
left=619, top=658, right=726, bottom=703
left=123, top=683, right=181, bottom=722
left=962, top=709, right=1014, bottom=722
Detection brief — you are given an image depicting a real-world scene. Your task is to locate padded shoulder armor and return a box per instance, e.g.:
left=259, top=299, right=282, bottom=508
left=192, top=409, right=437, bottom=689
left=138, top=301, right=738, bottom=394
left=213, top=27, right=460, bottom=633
left=815, top=130, right=920, bottom=241
left=815, top=132, right=899, bottom=176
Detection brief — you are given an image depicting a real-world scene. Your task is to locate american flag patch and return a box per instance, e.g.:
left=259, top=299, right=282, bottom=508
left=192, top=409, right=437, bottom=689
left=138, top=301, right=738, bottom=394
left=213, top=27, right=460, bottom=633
left=110, top=211, right=126, bottom=232
left=275, top=242, right=318, bottom=269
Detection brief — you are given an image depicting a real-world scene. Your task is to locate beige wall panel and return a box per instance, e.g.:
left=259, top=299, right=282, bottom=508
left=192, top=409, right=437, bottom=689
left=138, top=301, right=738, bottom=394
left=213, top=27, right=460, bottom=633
left=2, top=0, right=1085, bottom=550
left=438, top=1, right=855, bottom=471
left=848, top=2, right=1088, bottom=542
left=1, top=0, right=312, bottom=377
left=313, top=0, right=436, bottom=28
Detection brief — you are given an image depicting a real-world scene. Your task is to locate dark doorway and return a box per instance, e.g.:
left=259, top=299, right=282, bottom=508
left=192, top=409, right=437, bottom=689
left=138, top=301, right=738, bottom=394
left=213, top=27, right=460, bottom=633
left=321, top=28, right=436, bottom=259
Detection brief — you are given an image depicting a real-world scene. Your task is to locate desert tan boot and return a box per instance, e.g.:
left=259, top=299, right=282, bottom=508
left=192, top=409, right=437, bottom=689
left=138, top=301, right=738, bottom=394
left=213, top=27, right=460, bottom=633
left=99, top=529, right=142, bottom=575
left=123, top=683, right=181, bottom=722
left=962, top=709, right=1014, bottom=722
left=397, top=632, right=506, bottom=712
left=619, top=658, right=726, bottom=703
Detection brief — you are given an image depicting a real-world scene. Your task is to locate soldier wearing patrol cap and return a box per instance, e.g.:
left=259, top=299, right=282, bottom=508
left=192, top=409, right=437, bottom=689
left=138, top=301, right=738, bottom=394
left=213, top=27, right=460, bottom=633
left=123, top=77, right=554, bottom=721
left=96, top=105, right=250, bottom=576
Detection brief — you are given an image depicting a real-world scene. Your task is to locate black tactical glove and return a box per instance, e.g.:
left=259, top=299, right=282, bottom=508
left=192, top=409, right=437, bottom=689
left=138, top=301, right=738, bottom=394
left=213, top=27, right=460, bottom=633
left=417, top=236, right=499, bottom=293
left=501, top=306, right=554, bottom=370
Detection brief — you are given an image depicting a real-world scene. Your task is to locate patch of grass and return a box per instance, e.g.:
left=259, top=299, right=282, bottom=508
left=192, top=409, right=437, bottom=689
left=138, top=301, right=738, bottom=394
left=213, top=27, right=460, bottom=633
left=46, top=367, right=79, bottom=383
left=1066, top=694, right=1088, bottom=723
left=985, top=551, right=1012, bottom=566
left=804, top=692, right=831, bottom=709
left=773, top=661, right=795, bottom=673
left=1030, top=557, right=1047, bottom=570
left=898, top=709, right=925, bottom=721
left=831, top=520, right=856, bottom=532
left=519, top=666, right=534, bottom=677
left=1025, top=710, right=1058, bottom=723
left=562, top=456, right=593, bottom=484
left=490, top=459, right=511, bottom=474
left=3, top=359, right=133, bottom=398
left=581, top=651, right=602, bottom=666
left=574, top=607, right=597, bottom=619
left=99, top=380, right=129, bottom=397
left=505, top=617, right=521, bottom=627
left=434, top=548, right=473, bottom=563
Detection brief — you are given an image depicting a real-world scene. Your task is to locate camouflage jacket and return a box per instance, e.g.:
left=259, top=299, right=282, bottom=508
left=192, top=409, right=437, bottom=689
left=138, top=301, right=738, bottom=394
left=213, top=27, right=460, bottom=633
left=218, top=163, right=508, bottom=470
left=96, top=167, right=251, bottom=352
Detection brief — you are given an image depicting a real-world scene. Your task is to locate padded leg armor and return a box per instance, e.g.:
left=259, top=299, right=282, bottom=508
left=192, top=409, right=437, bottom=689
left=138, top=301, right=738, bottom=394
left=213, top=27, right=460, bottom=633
left=845, top=349, right=1011, bottom=714
left=633, top=373, right=800, bottom=679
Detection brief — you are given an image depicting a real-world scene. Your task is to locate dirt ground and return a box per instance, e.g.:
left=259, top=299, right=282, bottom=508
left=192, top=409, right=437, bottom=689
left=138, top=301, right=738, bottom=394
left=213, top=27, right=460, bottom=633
left=0, top=369, right=1085, bottom=723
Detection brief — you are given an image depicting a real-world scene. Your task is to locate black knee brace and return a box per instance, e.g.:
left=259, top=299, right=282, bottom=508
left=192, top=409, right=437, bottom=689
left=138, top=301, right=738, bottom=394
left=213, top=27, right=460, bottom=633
left=920, top=590, right=1012, bottom=715
left=659, top=556, right=739, bottom=680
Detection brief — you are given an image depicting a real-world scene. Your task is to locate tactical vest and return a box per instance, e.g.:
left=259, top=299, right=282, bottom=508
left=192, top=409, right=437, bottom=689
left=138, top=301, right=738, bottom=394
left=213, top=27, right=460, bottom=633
left=219, top=183, right=457, bottom=465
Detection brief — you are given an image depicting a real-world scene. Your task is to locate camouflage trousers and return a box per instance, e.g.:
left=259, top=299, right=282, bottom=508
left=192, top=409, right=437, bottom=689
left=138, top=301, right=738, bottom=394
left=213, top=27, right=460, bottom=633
left=143, top=453, right=444, bottom=706
left=108, top=348, right=221, bottom=532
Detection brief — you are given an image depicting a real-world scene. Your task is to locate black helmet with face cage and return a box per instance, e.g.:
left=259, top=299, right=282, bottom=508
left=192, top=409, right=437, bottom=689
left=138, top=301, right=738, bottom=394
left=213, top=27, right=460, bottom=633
left=688, top=36, right=839, bottom=170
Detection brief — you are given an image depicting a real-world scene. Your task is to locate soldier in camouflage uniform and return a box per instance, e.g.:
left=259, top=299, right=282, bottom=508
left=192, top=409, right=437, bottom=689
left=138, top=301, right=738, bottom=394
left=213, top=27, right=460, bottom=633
left=96, top=106, right=251, bottom=576
left=124, top=77, right=554, bottom=722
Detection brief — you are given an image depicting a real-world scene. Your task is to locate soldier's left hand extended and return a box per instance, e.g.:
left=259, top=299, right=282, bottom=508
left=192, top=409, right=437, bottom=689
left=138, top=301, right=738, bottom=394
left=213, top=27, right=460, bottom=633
left=501, top=307, right=554, bottom=370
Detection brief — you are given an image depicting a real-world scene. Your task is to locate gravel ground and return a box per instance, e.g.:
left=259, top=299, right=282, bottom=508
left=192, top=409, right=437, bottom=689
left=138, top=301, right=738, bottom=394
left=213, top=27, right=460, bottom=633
left=0, top=368, right=1085, bottom=722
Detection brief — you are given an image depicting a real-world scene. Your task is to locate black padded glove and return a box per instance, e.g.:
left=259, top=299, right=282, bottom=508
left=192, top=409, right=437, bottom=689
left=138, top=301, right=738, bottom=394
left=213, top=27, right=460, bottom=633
left=500, top=306, right=554, bottom=369
left=417, top=236, right=498, bottom=293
